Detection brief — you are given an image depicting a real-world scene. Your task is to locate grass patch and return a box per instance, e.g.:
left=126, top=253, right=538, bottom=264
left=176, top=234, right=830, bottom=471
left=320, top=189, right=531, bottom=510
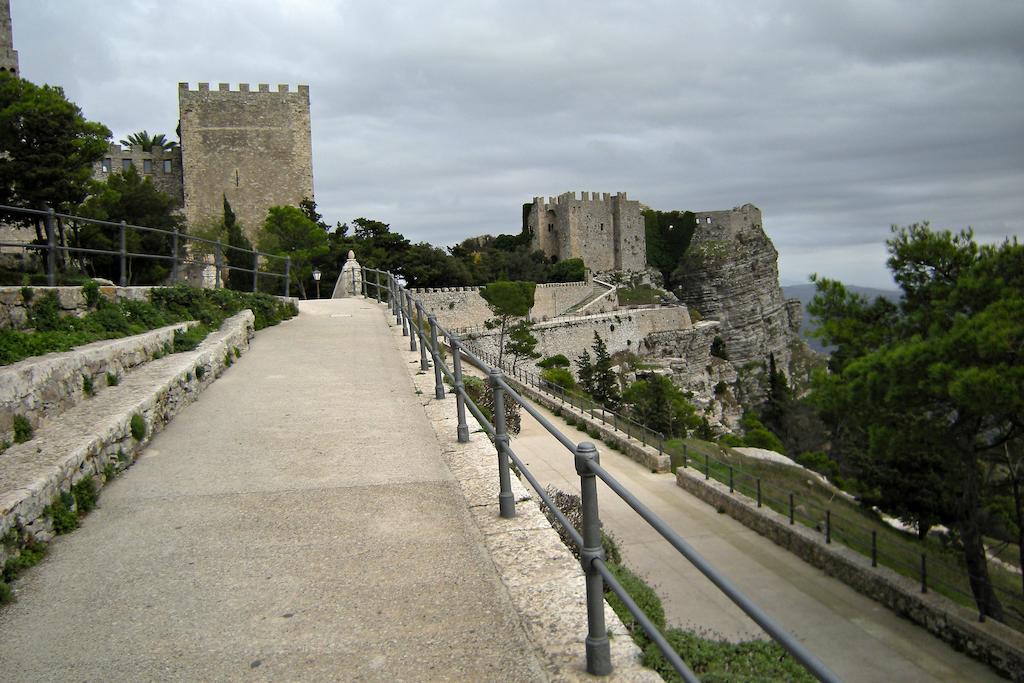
left=45, top=492, right=78, bottom=534
left=82, top=374, right=95, bottom=396
left=617, top=284, right=664, bottom=306
left=106, top=372, right=119, bottom=386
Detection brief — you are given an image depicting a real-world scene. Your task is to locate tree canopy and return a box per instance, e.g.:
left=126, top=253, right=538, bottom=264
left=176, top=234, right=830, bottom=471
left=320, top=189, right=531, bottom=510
left=480, top=280, right=536, bottom=367
left=257, top=205, right=328, bottom=299
left=119, top=130, right=177, bottom=151
left=809, top=223, right=1023, bottom=621
left=0, top=72, right=110, bottom=218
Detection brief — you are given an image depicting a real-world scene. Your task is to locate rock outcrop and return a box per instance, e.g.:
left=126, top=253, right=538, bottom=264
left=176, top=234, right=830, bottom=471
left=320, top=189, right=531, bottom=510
left=674, top=204, right=809, bottom=394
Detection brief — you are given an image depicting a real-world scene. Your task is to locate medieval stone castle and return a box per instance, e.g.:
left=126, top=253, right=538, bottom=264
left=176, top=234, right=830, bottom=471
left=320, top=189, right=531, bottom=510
left=526, top=192, right=646, bottom=272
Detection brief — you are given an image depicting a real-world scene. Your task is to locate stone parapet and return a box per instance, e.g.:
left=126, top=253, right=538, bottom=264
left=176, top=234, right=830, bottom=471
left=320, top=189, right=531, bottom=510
left=0, top=322, right=192, bottom=443
left=0, top=311, right=256, bottom=565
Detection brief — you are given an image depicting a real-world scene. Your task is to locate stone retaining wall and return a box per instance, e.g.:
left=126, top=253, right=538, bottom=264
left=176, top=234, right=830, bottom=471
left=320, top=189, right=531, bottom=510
left=0, top=311, right=255, bottom=565
left=674, top=467, right=1024, bottom=681
left=0, top=322, right=191, bottom=443
left=0, top=285, right=153, bottom=330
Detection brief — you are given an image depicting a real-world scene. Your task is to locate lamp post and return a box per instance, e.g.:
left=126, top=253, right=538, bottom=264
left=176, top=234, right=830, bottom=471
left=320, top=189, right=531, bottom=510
left=312, top=268, right=321, bottom=299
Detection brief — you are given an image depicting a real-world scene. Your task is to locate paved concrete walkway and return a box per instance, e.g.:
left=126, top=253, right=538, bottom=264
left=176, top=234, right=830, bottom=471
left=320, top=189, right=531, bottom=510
left=0, top=299, right=545, bottom=682
left=512, top=403, right=1004, bottom=682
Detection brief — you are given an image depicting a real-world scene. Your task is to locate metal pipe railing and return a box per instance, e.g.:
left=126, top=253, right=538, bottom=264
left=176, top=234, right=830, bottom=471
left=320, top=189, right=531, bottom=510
left=0, top=203, right=291, bottom=295
left=361, top=267, right=840, bottom=682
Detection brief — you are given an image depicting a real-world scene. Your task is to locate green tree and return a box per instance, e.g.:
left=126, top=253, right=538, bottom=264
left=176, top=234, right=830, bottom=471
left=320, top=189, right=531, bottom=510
left=505, top=320, right=541, bottom=370
left=590, top=332, right=621, bottom=409
left=809, top=224, right=1024, bottom=621
left=119, top=130, right=177, bottom=151
left=643, top=209, right=696, bottom=290
left=480, top=280, right=536, bottom=368
left=575, top=349, right=595, bottom=396
left=0, top=72, right=110, bottom=243
left=221, top=196, right=253, bottom=291
left=75, top=167, right=182, bottom=284
left=257, top=205, right=328, bottom=299
left=622, top=374, right=699, bottom=438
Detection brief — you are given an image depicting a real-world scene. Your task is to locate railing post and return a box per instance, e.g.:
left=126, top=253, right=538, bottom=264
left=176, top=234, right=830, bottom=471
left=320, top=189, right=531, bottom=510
left=452, top=336, right=470, bottom=443
left=921, top=554, right=927, bottom=594
left=826, top=510, right=831, bottom=544
left=704, top=453, right=709, bottom=480
left=374, top=270, right=380, bottom=303
left=416, top=302, right=429, bottom=371
left=489, top=369, right=516, bottom=518
left=756, top=479, right=762, bottom=507
left=428, top=314, right=445, bottom=400
left=213, top=241, right=222, bottom=289
left=575, top=441, right=612, bottom=676
left=729, top=466, right=734, bottom=493
left=170, top=225, right=179, bottom=283
left=284, top=257, right=291, bottom=296
left=871, top=531, right=878, bottom=567
left=252, top=250, right=259, bottom=292
left=44, top=207, right=56, bottom=287
left=119, top=220, right=128, bottom=287
left=789, top=493, right=795, bottom=525
left=405, top=292, right=416, bottom=351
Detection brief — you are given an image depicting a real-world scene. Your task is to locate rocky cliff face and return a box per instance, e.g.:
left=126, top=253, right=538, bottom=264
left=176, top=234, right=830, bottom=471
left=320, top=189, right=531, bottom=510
left=674, top=204, right=807, bottom=388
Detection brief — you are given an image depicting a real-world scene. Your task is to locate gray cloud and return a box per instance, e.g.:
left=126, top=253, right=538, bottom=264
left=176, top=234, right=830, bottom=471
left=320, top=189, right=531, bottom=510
left=12, top=0, right=1024, bottom=288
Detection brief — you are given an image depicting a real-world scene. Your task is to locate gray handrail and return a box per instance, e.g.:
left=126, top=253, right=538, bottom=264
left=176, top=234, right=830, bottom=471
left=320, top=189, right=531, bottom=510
left=361, top=267, right=841, bottom=682
left=0, top=203, right=290, bottom=294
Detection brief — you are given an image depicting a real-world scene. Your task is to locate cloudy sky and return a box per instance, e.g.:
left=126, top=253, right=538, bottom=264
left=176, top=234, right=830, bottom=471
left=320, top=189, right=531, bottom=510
left=12, top=1, right=1024, bottom=288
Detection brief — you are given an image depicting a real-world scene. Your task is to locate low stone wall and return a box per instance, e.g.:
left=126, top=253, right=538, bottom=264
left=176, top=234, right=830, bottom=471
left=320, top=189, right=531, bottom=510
left=0, top=311, right=255, bottom=564
left=0, top=322, right=191, bottom=443
left=0, top=285, right=153, bottom=330
left=674, top=467, right=1024, bottom=681
left=530, top=281, right=592, bottom=320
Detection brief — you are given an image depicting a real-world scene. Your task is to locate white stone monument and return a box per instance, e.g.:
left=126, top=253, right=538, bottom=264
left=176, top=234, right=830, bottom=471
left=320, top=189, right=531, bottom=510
left=332, top=250, right=363, bottom=298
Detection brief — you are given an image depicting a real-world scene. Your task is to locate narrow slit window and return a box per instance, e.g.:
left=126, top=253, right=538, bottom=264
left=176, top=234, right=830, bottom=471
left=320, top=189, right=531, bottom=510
left=122, top=159, right=132, bottom=171
left=143, top=159, right=152, bottom=174
left=163, top=159, right=172, bottom=173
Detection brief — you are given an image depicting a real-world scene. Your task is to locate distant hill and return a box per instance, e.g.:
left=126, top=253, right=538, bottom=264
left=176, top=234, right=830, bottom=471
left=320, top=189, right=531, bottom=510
left=783, top=284, right=900, bottom=354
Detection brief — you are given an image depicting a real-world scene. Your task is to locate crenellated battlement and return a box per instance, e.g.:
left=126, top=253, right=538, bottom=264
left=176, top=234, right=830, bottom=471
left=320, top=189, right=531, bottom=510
left=533, top=191, right=629, bottom=210
left=178, top=82, right=309, bottom=95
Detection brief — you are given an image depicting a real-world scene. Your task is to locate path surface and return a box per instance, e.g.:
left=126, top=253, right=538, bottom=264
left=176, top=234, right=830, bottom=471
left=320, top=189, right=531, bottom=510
left=0, top=299, right=545, bottom=682
left=511, top=403, right=1004, bottom=683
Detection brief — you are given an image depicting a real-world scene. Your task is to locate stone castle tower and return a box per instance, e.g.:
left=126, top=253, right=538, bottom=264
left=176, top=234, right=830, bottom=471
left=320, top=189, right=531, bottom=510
left=0, top=0, right=19, bottom=76
left=178, top=82, right=313, bottom=239
left=525, top=191, right=646, bottom=273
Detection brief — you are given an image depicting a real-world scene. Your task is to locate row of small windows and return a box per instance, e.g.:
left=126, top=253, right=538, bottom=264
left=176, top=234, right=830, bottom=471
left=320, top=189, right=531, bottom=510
left=100, top=158, right=173, bottom=174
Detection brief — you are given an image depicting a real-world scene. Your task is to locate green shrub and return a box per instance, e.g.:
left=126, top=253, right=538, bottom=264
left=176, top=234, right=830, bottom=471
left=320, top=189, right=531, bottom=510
left=28, top=292, right=61, bottom=331
left=172, top=324, right=208, bottom=353
left=538, top=354, right=571, bottom=369
left=719, top=434, right=745, bottom=448
left=538, top=486, right=621, bottom=564
left=233, top=346, right=241, bottom=359
left=195, top=365, right=206, bottom=379
left=224, top=352, right=233, bottom=367
left=605, top=562, right=666, bottom=637
left=82, top=374, right=95, bottom=396
left=643, top=628, right=813, bottom=682
left=81, top=279, right=101, bottom=308
left=106, top=372, right=119, bottom=386
left=103, top=462, right=116, bottom=481
left=796, top=451, right=840, bottom=481
left=710, top=336, right=727, bottom=359
left=71, top=477, right=98, bottom=513
left=740, top=413, right=785, bottom=454
left=130, top=414, right=146, bottom=441
left=46, top=492, right=78, bottom=534
left=19, top=285, right=33, bottom=304
left=541, top=367, right=576, bottom=391
left=12, top=415, right=32, bottom=443
left=463, top=375, right=521, bottom=435
left=0, top=580, right=11, bottom=604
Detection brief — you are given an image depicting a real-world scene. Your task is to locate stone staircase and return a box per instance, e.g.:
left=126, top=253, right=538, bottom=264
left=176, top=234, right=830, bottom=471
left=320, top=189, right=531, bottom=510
left=0, top=311, right=255, bottom=558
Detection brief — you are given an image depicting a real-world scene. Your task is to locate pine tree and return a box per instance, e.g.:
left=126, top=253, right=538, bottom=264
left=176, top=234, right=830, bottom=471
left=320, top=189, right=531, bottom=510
left=222, top=195, right=253, bottom=291
left=591, top=332, right=621, bottom=409
left=575, top=349, right=595, bottom=396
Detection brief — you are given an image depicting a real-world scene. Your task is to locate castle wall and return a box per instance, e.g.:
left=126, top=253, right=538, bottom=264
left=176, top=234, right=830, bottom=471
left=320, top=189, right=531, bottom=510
left=178, top=83, right=313, bottom=239
left=411, top=280, right=595, bottom=330
left=468, top=307, right=691, bottom=365
left=0, top=0, right=18, bottom=76
left=526, top=281, right=592, bottom=320
left=526, top=191, right=646, bottom=273
left=92, top=144, right=184, bottom=206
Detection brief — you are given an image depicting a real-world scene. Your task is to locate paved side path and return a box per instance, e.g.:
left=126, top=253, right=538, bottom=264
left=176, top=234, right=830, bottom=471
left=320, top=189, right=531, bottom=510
left=512, top=404, right=1004, bottom=683
left=0, top=299, right=545, bottom=682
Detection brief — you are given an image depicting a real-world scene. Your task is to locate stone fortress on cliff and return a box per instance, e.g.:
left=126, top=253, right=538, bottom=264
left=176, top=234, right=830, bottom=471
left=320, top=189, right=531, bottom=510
left=418, top=192, right=811, bottom=431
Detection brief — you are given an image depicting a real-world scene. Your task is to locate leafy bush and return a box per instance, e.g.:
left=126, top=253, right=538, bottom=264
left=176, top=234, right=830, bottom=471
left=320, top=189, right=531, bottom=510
left=538, top=486, right=621, bottom=564
left=82, top=374, right=95, bottom=396
left=463, top=375, right=521, bottom=435
left=172, top=324, right=209, bottom=352
left=796, top=451, right=840, bottom=481
left=46, top=492, right=78, bottom=534
left=71, top=477, right=98, bottom=513
left=130, top=413, right=146, bottom=441
left=643, top=628, right=813, bottom=682
left=538, top=354, right=571, bottom=369
left=106, top=372, right=119, bottom=386
left=224, top=352, right=233, bottom=367
left=740, top=413, right=785, bottom=454
left=195, top=365, right=206, bottom=380
left=81, top=279, right=101, bottom=308
left=710, top=336, right=727, bottom=359
left=541, top=367, right=576, bottom=390
left=605, top=562, right=666, bottom=636
left=12, top=415, right=32, bottom=443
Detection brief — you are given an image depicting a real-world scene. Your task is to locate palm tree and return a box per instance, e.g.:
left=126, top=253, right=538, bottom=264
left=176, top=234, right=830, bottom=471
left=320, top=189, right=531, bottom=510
left=119, top=130, right=178, bottom=151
